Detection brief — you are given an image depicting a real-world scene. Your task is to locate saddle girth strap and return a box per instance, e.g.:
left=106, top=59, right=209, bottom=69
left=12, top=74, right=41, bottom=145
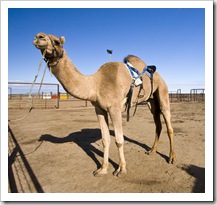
left=132, top=74, right=154, bottom=117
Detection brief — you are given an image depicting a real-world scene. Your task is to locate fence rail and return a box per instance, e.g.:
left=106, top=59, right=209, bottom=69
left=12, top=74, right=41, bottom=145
left=169, top=89, right=205, bottom=102
left=169, top=93, right=205, bottom=102
left=8, top=93, right=205, bottom=109
left=8, top=82, right=205, bottom=109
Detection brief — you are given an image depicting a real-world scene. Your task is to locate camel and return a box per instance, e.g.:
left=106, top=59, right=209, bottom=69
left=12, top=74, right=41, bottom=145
left=33, top=32, right=176, bottom=176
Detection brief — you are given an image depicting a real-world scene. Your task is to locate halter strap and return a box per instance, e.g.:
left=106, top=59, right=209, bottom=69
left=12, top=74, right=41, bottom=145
left=43, top=36, right=64, bottom=67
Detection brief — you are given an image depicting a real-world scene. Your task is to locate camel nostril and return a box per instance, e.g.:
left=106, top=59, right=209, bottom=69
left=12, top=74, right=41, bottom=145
left=36, top=34, right=45, bottom=40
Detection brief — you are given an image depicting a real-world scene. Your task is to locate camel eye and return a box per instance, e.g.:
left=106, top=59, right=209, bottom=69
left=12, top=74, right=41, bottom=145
left=54, top=40, right=60, bottom=45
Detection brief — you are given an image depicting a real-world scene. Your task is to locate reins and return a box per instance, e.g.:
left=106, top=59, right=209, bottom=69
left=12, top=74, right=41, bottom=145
left=8, top=50, right=48, bottom=122
left=9, top=35, right=64, bottom=122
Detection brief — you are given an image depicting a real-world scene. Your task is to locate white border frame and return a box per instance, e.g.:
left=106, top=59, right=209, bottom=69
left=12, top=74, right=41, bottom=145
left=1, top=0, right=213, bottom=202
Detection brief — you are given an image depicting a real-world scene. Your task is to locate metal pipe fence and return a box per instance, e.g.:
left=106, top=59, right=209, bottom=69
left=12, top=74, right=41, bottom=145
left=8, top=82, right=60, bottom=109
left=8, top=82, right=205, bottom=109
left=8, top=82, right=91, bottom=109
left=169, top=89, right=205, bottom=102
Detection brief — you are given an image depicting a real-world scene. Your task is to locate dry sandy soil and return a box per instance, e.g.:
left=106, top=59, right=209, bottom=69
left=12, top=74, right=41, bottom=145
left=8, top=101, right=205, bottom=195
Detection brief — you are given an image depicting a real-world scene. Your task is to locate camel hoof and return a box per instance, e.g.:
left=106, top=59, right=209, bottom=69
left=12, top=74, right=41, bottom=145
left=145, top=149, right=156, bottom=155
left=93, top=169, right=107, bottom=177
left=113, top=168, right=127, bottom=177
left=168, top=152, right=176, bottom=164
left=169, top=156, right=177, bottom=164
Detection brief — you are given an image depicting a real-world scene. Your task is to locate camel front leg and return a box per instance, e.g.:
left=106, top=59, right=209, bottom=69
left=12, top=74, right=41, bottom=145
left=109, top=108, right=127, bottom=176
left=93, top=106, right=110, bottom=176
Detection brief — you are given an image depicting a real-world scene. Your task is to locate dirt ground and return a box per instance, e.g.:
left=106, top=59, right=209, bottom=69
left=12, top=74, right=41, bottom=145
left=8, top=101, right=205, bottom=194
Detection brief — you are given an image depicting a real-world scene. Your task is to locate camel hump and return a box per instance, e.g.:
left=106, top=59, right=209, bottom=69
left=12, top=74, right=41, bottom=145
left=123, top=55, right=146, bottom=73
left=123, top=55, right=143, bottom=63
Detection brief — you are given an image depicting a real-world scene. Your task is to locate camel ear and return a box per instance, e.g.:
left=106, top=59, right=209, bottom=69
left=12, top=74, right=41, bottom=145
left=60, top=36, right=65, bottom=44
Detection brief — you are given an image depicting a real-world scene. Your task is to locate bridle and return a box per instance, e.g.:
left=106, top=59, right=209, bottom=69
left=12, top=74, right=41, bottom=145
left=43, top=35, right=64, bottom=67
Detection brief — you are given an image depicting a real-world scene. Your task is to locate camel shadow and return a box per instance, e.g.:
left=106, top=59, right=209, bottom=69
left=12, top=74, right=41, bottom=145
left=180, top=164, right=205, bottom=193
left=109, top=130, right=169, bottom=163
left=39, top=128, right=169, bottom=173
left=39, top=129, right=119, bottom=171
left=125, top=135, right=169, bottom=163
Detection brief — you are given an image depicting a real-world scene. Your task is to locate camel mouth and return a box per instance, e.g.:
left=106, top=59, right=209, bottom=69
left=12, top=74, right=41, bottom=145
left=33, top=32, right=65, bottom=61
left=33, top=33, right=49, bottom=50
left=33, top=38, right=48, bottom=49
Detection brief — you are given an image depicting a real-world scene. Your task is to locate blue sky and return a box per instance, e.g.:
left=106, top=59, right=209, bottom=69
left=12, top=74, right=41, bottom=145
left=8, top=7, right=205, bottom=93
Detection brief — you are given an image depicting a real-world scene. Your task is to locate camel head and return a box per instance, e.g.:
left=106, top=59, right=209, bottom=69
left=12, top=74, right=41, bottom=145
left=33, top=32, right=65, bottom=60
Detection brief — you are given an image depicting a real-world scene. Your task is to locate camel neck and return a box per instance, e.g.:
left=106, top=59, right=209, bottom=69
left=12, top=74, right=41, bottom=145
left=51, top=51, right=96, bottom=101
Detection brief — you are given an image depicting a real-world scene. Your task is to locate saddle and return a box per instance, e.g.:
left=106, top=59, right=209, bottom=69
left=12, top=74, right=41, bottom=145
left=125, top=63, right=156, bottom=121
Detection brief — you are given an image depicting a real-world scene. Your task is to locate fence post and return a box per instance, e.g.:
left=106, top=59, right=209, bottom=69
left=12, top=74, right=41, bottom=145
left=8, top=87, right=12, bottom=99
left=177, top=89, right=181, bottom=102
left=56, top=84, right=59, bottom=108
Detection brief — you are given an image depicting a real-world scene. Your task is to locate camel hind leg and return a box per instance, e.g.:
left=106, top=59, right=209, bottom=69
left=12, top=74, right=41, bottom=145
left=161, top=105, right=176, bottom=164
left=147, top=92, right=176, bottom=164
left=146, top=98, right=162, bottom=155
